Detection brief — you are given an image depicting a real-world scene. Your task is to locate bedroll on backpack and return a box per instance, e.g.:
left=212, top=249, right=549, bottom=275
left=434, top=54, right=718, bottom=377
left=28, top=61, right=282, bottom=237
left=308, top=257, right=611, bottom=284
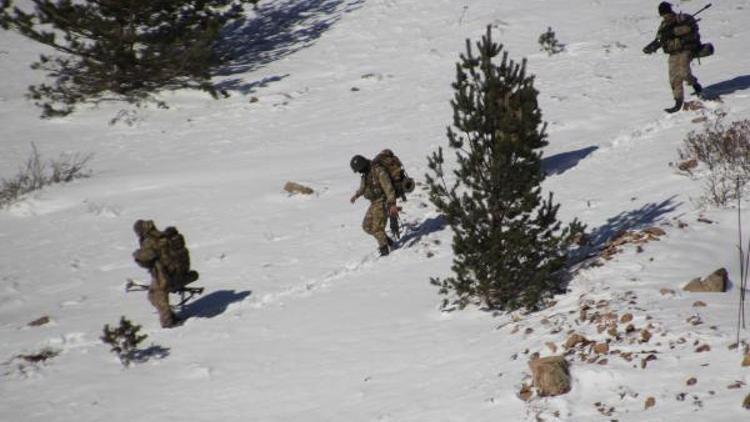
left=372, top=149, right=415, bottom=201
left=694, top=42, right=714, bottom=58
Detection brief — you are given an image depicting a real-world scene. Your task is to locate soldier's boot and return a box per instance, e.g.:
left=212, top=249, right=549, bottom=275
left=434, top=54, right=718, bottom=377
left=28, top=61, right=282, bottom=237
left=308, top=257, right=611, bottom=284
left=386, top=236, right=395, bottom=248
left=692, top=82, right=703, bottom=96
left=664, top=98, right=684, bottom=113
left=378, top=245, right=390, bottom=256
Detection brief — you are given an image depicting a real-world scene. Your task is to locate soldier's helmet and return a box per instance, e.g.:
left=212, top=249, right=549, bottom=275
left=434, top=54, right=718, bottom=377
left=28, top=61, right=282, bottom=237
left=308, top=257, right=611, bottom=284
left=133, top=219, right=156, bottom=237
left=350, top=155, right=370, bottom=174
left=658, top=1, right=673, bottom=16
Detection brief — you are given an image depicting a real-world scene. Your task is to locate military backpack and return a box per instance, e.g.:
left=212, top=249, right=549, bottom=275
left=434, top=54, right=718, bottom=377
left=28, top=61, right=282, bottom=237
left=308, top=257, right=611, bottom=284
left=371, top=149, right=415, bottom=201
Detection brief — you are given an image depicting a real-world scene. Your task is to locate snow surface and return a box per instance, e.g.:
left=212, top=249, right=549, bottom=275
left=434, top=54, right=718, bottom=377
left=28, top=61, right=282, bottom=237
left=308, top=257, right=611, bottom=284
left=2, top=0, right=750, bottom=420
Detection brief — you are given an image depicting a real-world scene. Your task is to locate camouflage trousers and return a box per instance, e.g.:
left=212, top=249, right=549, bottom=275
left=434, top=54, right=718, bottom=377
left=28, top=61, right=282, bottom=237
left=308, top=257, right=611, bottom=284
left=362, top=199, right=388, bottom=248
left=668, top=51, right=697, bottom=101
left=147, top=266, right=176, bottom=328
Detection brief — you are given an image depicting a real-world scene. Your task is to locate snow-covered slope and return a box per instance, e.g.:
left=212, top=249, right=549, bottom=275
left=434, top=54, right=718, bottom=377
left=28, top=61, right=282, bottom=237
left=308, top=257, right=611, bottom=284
left=2, top=0, right=750, bottom=420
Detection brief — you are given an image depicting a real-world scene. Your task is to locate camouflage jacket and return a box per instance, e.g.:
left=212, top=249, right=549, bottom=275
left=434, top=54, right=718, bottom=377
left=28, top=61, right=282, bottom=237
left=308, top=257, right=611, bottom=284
left=657, top=13, right=700, bottom=55
left=354, top=165, right=397, bottom=205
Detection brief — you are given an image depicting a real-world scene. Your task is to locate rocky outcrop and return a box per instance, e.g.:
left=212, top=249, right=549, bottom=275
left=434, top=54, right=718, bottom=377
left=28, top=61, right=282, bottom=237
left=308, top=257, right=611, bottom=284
left=283, top=181, right=314, bottom=195
left=528, top=356, right=571, bottom=397
left=683, top=268, right=728, bottom=293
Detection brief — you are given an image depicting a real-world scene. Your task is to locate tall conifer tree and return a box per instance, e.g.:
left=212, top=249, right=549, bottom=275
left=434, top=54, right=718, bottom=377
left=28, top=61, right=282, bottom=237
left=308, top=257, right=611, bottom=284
left=427, top=26, right=582, bottom=311
left=0, top=0, right=257, bottom=117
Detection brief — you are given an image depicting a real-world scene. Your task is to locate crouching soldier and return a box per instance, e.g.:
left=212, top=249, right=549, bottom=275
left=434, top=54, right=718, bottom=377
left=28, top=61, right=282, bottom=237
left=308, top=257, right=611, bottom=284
left=132, top=220, right=199, bottom=328
left=349, top=154, right=399, bottom=256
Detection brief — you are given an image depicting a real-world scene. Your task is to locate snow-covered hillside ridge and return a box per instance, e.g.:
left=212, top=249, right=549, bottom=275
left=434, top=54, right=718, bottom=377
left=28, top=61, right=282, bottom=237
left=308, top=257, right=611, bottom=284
left=2, top=0, right=750, bottom=420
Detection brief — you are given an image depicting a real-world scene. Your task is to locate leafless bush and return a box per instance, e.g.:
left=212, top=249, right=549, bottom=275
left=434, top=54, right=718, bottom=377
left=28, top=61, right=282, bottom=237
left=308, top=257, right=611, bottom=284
left=678, top=112, right=750, bottom=206
left=0, top=143, right=92, bottom=207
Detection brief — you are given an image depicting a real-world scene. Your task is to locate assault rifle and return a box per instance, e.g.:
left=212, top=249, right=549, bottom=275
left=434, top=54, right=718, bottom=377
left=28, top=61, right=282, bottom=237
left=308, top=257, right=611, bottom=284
left=389, top=214, right=401, bottom=241
left=643, top=3, right=712, bottom=54
left=126, top=278, right=205, bottom=309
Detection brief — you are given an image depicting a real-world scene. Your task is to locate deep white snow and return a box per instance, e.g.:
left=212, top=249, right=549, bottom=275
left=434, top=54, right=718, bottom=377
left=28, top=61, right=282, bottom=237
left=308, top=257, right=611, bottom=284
left=2, top=0, right=750, bottom=421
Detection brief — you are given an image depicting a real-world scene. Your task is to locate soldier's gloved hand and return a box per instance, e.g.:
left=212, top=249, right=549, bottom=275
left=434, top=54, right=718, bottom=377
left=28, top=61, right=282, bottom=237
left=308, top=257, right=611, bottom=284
left=350, top=194, right=358, bottom=204
left=388, top=205, right=399, bottom=217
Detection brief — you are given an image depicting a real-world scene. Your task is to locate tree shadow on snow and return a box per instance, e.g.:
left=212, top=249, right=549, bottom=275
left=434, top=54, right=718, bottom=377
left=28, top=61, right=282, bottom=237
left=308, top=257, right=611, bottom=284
left=214, top=0, right=365, bottom=83
left=399, top=215, right=447, bottom=248
left=129, top=345, right=170, bottom=364
left=543, top=146, right=599, bottom=176
left=703, top=75, right=750, bottom=99
left=182, top=289, right=252, bottom=319
left=585, top=195, right=681, bottom=251
left=215, top=74, right=290, bottom=95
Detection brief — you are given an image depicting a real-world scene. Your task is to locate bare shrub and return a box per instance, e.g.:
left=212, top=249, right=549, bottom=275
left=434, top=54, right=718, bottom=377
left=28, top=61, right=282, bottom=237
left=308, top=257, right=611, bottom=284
left=0, top=143, right=92, bottom=207
left=17, top=347, right=60, bottom=363
left=678, top=111, right=750, bottom=206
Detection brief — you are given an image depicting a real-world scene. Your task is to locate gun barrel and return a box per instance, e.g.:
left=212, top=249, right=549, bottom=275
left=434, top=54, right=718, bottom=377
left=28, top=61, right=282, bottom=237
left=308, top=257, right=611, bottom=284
left=692, top=3, right=712, bottom=17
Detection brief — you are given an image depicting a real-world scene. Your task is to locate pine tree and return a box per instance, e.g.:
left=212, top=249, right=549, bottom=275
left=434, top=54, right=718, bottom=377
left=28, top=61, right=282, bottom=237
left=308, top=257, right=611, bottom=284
left=426, top=26, right=583, bottom=312
left=0, top=0, right=257, bottom=117
left=101, top=316, right=148, bottom=367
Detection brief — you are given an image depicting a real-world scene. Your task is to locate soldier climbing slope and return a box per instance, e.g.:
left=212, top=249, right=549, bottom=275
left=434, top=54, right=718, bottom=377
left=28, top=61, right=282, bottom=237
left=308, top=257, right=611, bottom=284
left=643, top=2, right=708, bottom=113
left=132, top=220, right=199, bottom=328
left=350, top=154, right=400, bottom=256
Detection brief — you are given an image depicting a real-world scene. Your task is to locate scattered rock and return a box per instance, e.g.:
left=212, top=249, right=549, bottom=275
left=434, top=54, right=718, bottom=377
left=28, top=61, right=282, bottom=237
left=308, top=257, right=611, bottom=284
left=517, top=383, right=533, bottom=401
left=660, top=288, right=676, bottom=296
left=546, top=342, right=558, bottom=354
left=283, top=181, right=314, bottom=195
left=641, top=329, right=652, bottom=343
left=683, top=268, right=728, bottom=293
left=620, top=313, right=633, bottom=323
left=677, top=158, right=699, bottom=171
left=696, top=344, right=711, bottom=353
left=687, top=377, right=698, bottom=386
left=525, top=327, right=534, bottom=335
left=743, top=393, right=750, bottom=409
left=528, top=356, right=572, bottom=397
left=691, top=116, right=708, bottom=124
left=28, top=316, right=51, bottom=327
left=593, top=342, right=610, bottom=355
left=729, top=381, right=745, bottom=389
left=249, top=96, right=259, bottom=103
left=643, top=226, right=666, bottom=237
left=645, top=396, right=656, bottom=409
left=565, top=333, right=589, bottom=349
left=641, top=354, right=657, bottom=369
left=742, top=354, right=750, bottom=367
left=683, top=100, right=705, bottom=111
left=693, top=300, right=707, bottom=307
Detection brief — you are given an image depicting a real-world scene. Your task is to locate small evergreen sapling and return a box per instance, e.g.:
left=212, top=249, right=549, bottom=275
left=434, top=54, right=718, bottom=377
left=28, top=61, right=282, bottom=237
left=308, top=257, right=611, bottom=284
left=0, top=0, right=258, bottom=117
left=101, top=316, right=147, bottom=367
left=538, top=27, right=565, bottom=55
left=426, top=26, right=582, bottom=312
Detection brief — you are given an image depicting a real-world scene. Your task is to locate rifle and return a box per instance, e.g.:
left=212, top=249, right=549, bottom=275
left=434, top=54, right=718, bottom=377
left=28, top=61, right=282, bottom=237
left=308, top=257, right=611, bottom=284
left=126, top=278, right=205, bottom=309
left=643, top=3, right=712, bottom=54
left=389, top=214, right=401, bottom=241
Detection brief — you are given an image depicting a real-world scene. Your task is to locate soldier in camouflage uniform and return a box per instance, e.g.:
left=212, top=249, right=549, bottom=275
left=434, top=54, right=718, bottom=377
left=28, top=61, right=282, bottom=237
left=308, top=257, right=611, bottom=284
left=645, top=2, right=703, bottom=113
left=349, top=155, right=399, bottom=256
left=132, top=220, right=198, bottom=328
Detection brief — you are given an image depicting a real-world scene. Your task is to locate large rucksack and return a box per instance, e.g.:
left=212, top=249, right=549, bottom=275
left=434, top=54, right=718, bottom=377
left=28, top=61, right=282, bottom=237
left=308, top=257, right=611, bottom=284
left=371, top=149, right=415, bottom=201
left=662, top=13, right=702, bottom=54
left=157, top=226, right=199, bottom=291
